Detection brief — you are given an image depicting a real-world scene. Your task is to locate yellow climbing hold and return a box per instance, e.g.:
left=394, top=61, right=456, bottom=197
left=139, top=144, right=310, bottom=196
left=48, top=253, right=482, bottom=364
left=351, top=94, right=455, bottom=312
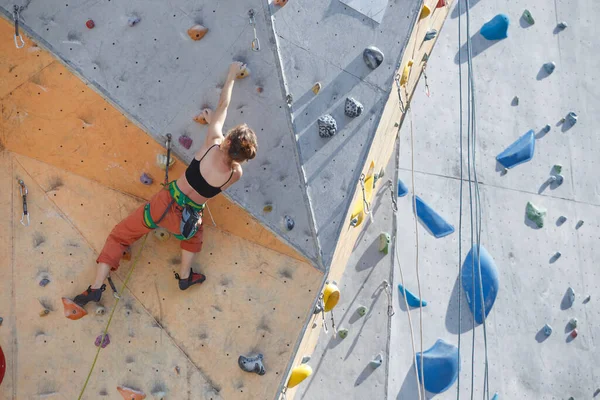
left=287, top=364, right=313, bottom=389
left=419, top=5, right=431, bottom=20
left=322, top=282, right=340, bottom=312
left=312, top=82, right=322, bottom=95
left=400, top=60, right=414, bottom=86
left=349, top=161, right=375, bottom=227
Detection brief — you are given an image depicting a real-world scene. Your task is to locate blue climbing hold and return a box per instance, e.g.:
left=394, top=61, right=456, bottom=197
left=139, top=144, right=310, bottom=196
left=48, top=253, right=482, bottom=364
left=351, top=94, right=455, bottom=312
left=398, top=283, right=427, bottom=308
left=543, top=62, right=556, bottom=74
left=397, top=179, right=408, bottom=197
left=492, top=393, right=499, bottom=400
left=496, top=129, right=535, bottom=169
left=414, top=196, right=455, bottom=238
left=566, top=111, right=578, bottom=126
left=480, top=14, right=510, bottom=40
left=461, top=245, right=499, bottom=324
left=415, top=339, right=460, bottom=394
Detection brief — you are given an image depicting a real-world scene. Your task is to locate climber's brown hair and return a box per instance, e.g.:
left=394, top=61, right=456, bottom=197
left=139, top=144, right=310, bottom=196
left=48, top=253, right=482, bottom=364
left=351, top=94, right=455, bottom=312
left=226, top=124, right=257, bottom=163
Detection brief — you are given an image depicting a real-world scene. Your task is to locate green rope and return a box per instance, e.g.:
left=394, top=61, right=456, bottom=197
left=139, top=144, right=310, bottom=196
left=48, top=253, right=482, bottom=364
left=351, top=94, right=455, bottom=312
left=78, top=234, right=149, bottom=400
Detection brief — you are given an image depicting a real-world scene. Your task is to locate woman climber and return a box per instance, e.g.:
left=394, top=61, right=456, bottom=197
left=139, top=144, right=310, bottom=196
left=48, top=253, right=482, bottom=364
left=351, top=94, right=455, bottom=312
left=64, top=62, right=258, bottom=317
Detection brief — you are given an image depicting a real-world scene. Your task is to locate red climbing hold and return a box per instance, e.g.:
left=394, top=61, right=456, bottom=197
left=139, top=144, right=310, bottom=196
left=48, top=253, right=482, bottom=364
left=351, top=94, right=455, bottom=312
left=117, top=386, right=146, bottom=400
left=436, top=0, right=447, bottom=8
left=570, top=329, right=578, bottom=339
left=0, top=345, right=6, bottom=387
left=179, top=135, right=193, bottom=149
left=86, top=19, right=95, bottom=29
left=62, top=297, right=87, bottom=320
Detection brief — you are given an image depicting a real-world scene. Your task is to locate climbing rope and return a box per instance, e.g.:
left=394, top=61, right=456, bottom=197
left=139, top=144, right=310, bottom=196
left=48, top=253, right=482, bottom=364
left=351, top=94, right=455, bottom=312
left=78, top=235, right=149, bottom=400
left=456, top=0, right=464, bottom=396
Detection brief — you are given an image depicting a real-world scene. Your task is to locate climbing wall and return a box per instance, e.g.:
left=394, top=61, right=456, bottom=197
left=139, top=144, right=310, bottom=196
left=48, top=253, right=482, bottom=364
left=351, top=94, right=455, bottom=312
left=0, top=0, right=320, bottom=263
left=388, top=0, right=600, bottom=398
left=294, top=151, right=397, bottom=400
left=274, top=0, right=422, bottom=266
left=0, top=151, right=323, bottom=399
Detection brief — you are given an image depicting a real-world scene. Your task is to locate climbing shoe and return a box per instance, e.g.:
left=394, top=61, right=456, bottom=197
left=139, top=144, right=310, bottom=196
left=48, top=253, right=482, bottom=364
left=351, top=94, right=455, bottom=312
left=175, top=271, right=206, bottom=290
left=73, top=284, right=105, bottom=307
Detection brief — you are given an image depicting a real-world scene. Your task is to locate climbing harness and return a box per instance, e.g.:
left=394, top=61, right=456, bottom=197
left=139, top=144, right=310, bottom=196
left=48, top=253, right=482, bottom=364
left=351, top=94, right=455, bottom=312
left=17, top=179, right=29, bottom=226
left=12, top=5, right=25, bottom=49
left=248, top=9, right=260, bottom=51
left=78, top=235, right=148, bottom=400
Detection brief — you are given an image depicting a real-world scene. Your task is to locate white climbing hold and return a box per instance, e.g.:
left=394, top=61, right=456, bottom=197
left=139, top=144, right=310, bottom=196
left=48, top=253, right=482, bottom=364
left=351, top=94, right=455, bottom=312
left=370, top=353, right=383, bottom=368
left=127, top=15, right=141, bottom=27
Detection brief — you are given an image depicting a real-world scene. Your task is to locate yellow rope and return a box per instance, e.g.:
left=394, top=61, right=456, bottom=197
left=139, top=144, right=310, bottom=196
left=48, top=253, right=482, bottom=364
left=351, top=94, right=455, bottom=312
left=78, top=234, right=149, bottom=400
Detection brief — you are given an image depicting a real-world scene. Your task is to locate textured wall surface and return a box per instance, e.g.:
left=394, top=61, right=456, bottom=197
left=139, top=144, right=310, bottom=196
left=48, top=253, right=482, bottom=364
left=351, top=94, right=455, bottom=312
left=299, top=0, right=600, bottom=399
left=0, top=0, right=424, bottom=268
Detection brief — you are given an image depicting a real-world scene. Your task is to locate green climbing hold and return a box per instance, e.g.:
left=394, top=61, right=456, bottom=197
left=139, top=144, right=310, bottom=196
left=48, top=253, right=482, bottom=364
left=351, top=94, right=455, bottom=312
left=553, top=164, right=563, bottom=174
left=338, top=329, right=349, bottom=339
left=522, top=9, right=535, bottom=25
left=526, top=201, right=547, bottom=228
left=357, top=306, right=368, bottom=317
left=379, top=232, right=391, bottom=255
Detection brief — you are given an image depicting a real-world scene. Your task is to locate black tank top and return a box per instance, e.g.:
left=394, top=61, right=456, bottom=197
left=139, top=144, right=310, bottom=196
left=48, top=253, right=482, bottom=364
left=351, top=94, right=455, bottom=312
left=185, top=145, right=233, bottom=198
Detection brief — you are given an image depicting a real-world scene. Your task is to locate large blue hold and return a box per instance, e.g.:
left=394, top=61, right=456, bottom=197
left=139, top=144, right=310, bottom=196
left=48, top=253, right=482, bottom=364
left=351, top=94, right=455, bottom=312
left=496, top=129, right=535, bottom=169
left=480, top=14, right=510, bottom=40
left=416, top=339, right=460, bottom=394
left=414, top=196, right=455, bottom=238
left=398, top=283, right=427, bottom=308
left=461, top=245, right=499, bottom=324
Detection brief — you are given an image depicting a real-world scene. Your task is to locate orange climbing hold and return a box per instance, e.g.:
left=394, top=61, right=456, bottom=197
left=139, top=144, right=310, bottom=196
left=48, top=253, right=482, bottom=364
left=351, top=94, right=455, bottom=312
left=236, top=65, right=250, bottom=79
left=274, top=0, right=288, bottom=6
left=193, top=108, right=210, bottom=124
left=187, top=25, right=208, bottom=41
left=117, top=386, right=146, bottom=400
left=122, top=247, right=132, bottom=261
left=62, top=297, right=87, bottom=320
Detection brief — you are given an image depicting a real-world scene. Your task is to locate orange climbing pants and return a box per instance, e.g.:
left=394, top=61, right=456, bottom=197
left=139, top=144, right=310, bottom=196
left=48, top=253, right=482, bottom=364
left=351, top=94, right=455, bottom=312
left=96, top=188, right=204, bottom=271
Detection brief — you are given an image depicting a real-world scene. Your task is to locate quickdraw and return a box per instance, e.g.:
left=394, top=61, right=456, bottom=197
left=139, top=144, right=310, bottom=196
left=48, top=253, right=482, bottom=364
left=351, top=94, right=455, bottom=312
left=248, top=9, right=260, bottom=51
left=18, top=179, right=29, bottom=226
left=163, top=133, right=172, bottom=186
left=13, top=5, right=25, bottom=49
left=387, top=179, right=398, bottom=212
left=358, top=174, right=372, bottom=222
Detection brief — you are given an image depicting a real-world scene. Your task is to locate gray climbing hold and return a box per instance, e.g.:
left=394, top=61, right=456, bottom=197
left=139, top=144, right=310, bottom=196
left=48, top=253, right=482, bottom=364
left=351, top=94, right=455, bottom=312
left=566, top=112, right=578, bottom=126
left=526, top=201, right=546, bottom=228
left=370, top=353, right=383, bottom=368
left=558, top=216, right=567, bottom=224
left=301, top=355, right=311, bottom=364
left=344, top=97, right=364, bottom=118
left=286, top=94, right=293, bottom=106
left=127, top=16, right=141, bottom=27
left=357, top=305, right=368, bottom=317
left=557, top=21, right=568, bottom=30
left=140, top=173, right=153, bottom=185
left=317, top=114, right=337, bottom=138
left=583, top=295, right=591, bottom=303
left=543, top=62, right=556, bottom=74
left=0, top=317, right=2, bottom=326
left=543, top=323, right=553, bottom=336
left=39, top=278, right=50, bottom=287
left=94, top=333, right=110, bottom=348
left=338, top=329, right=348, bottom=339
left=576, top=220, right=584, bottom=229
left=424, top=29, right=438, bottom=41
left=569, top=317, right=578, bottom=329
left=553, top=251, right=562, bottom=260
left=238, top=353, right=266, bottom=375
left=512, top=96, right=519, bottom=106
left=566, top=287, right=575, bottom=306
left=363, top=46, right=384, bottom=69
left=284, top=215, right=295, bottom=231
left=543, top=124, right=551, bottom=133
